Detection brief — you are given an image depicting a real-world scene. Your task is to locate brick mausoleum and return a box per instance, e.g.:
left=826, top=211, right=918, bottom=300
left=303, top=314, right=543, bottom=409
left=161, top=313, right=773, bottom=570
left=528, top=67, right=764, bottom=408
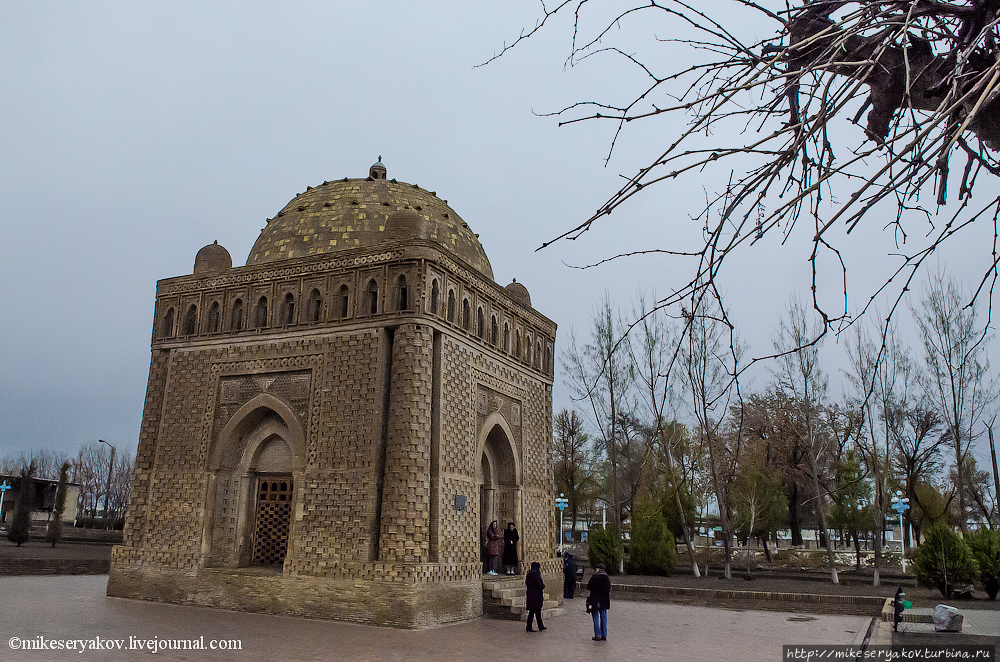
left=106, top=160, right=559, bottom=628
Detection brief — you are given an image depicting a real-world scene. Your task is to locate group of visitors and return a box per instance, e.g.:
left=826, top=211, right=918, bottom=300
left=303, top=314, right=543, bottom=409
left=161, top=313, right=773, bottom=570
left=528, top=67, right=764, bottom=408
left=481, top=520, right=611, bottom=641
left=482, top=520, right=520, bottom=575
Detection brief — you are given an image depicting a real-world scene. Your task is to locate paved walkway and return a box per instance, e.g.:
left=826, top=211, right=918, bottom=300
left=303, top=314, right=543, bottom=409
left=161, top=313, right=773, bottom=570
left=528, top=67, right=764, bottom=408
left=0, top=575, right=872, bottom=662
left=871, top=607, right=1000, bottom=646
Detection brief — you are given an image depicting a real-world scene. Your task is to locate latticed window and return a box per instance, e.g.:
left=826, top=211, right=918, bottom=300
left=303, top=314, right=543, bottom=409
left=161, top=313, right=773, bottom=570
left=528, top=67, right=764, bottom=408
left=253, top=478, right=294, bottom=566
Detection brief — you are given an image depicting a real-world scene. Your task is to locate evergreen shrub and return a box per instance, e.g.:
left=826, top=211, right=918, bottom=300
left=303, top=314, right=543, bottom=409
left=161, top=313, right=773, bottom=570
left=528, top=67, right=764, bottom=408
left=913, top=523, right=979, bottom=598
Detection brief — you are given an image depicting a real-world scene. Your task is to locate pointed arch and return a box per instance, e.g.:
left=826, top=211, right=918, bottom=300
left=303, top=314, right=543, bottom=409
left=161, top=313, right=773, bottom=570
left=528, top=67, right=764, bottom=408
left=210, top=393, right=307, bottom=472
left=476, top=411, right=520, bottom=486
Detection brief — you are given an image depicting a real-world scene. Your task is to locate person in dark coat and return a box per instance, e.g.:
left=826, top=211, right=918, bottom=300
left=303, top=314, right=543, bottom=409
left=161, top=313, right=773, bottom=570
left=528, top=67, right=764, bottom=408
left=525, top=561, right=547, bottom=632
left=586, top=563, right=611, bottom=641
left=562, top=552, right=578, bottom=598
left=485, top=520, right=502, bottom=574
left=502, top=522, right=520, bottom=575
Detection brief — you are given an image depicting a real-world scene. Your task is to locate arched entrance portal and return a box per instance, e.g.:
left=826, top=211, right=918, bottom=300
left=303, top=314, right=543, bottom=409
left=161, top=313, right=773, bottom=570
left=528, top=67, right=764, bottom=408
left=478, top=416, right=521, bottom=570
left=204, top=394, right=306, bottom=569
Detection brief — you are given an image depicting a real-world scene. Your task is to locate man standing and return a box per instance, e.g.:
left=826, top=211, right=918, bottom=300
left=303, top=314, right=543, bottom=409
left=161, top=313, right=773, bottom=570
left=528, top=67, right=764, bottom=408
left=587, top=563, right=611, bottom=641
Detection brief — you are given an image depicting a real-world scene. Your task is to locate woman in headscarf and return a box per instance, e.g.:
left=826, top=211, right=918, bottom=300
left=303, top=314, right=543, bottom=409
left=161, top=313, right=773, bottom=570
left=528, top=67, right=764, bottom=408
left=524, top=561, right=546, bottom=632
left=502, top=521, right=519, bottom=575
left=485, top=520, right=502, bottom=575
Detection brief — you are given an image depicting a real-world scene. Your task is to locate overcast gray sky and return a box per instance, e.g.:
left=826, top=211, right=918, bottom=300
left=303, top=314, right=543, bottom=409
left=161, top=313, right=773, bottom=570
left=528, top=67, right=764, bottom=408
left=2, top=1, right=998, bottom=469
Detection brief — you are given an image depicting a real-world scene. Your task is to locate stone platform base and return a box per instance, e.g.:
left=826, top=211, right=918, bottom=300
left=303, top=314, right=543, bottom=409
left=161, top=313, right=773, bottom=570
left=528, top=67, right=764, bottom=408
left=106, top=564, right=483, bottom=629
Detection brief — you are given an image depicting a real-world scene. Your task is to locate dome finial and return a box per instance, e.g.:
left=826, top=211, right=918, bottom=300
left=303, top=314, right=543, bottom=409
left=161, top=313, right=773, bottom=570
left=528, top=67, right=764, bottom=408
left=370, top=157, right=387, bottom=180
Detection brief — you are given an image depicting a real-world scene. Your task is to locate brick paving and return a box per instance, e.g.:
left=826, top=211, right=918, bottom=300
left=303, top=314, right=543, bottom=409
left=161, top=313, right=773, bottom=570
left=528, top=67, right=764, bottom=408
left=1, top=574, right=871, bottom=662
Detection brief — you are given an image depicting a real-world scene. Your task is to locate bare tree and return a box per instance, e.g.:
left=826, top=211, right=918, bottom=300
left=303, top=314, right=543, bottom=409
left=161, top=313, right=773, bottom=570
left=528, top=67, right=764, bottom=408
left=554, top=409, right=597, bottom=537
left=772, top=297, right=840, bottom=584
left=74, top=442, right=109, bottom=521
left=0, top=449, right=69, bottom=481
left=563, top=295, right=635, bottom=555
left=846, top=315, right=920, bottom=585
left=629, top=294, right=702, bottom=576
left=490, top=1, right=1000, bottom=350
left=912, top=271, right=996, bottom=532
left=680, top=296, right=742, bottom=579
left=107, top=449, right=134, bottom=528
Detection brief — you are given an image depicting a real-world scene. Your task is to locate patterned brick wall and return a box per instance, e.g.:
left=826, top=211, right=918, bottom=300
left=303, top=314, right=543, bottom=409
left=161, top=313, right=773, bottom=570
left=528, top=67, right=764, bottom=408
left=120, top=349, right=170, bottom=552
left=378, top=324, right=433, bottom=564
left=110, top=243, right=557, bottom=627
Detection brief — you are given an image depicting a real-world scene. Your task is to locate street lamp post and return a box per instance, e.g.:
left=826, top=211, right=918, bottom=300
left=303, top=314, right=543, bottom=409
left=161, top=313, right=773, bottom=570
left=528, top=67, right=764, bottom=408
left=890, top=491, right=910, bottom=573
left=99, top=439, right=116, bottom=530
left=555, top=493, right=569, bottom=555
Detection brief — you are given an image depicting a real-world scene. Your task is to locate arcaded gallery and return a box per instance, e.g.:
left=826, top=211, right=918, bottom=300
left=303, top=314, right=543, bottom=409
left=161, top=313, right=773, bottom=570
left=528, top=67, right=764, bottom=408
left=106, top=161, right=559, bottom=628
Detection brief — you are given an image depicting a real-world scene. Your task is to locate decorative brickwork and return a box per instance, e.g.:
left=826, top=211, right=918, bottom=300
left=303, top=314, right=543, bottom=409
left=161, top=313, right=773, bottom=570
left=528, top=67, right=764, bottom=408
left=108, top=168, right=557, bottom=628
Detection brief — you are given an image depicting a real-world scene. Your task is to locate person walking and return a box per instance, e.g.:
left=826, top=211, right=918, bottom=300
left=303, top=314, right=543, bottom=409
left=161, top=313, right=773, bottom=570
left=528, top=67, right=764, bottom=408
left=586, top=563, right=611, bottom=641
left=525, top=561, right=547, bottom=632
left=485, top=520, right=502, bottom=575
left=562, top=552, right=578, bottom=598
left=503, top=522, right=520, bottom=575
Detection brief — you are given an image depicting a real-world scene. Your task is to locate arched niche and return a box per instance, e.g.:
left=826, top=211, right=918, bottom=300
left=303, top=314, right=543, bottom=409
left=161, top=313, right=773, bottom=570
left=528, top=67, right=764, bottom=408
left=477, top=412, right=521, bottom=550
left=202, top=393, right=306, bottom=569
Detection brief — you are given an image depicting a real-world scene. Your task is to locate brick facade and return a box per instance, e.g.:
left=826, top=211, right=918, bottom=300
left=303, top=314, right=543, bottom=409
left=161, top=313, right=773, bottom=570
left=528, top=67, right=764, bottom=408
left=107, top=167, right=558, bottom=628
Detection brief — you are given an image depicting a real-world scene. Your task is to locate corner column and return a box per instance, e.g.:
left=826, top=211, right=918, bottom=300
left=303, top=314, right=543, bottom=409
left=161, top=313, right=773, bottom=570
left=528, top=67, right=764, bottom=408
left=378, top=324, right=433, bottom=564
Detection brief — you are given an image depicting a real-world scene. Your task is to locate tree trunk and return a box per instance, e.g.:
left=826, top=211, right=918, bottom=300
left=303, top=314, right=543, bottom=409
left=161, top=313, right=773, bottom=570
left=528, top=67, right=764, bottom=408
left=788, top=483, right=803, bottom=546
left=808, top=447, right=838, bottom=585
left=852, top=530, right=861, bottom=570
left=990, top=426, right=1000, bottom=530
left=872, top=512, right=883, bottom=588
left=665, top=461, right=700, bottom=578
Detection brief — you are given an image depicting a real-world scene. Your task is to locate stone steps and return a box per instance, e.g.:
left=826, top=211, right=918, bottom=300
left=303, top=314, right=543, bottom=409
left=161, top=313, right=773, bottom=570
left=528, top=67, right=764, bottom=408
left=482, top=576, right=566, bottom=621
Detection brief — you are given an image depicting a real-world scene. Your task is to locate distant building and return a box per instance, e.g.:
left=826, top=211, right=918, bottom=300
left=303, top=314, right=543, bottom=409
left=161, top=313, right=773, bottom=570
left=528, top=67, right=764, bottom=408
left=107, top=161, right=559, bottom=628
left=0, top=474, right=80, bottom=526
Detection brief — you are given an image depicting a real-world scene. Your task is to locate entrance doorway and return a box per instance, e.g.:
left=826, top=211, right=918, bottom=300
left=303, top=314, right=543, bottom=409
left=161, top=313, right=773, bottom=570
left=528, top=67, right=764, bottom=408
left=252, top=476, right=293, bottom=565
left=478, top=419, right=521, bottom=572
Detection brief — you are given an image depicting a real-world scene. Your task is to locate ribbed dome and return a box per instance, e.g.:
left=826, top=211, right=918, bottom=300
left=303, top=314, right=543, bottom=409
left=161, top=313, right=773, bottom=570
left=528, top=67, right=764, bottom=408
left=246, top=173, right=493, bottom=280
